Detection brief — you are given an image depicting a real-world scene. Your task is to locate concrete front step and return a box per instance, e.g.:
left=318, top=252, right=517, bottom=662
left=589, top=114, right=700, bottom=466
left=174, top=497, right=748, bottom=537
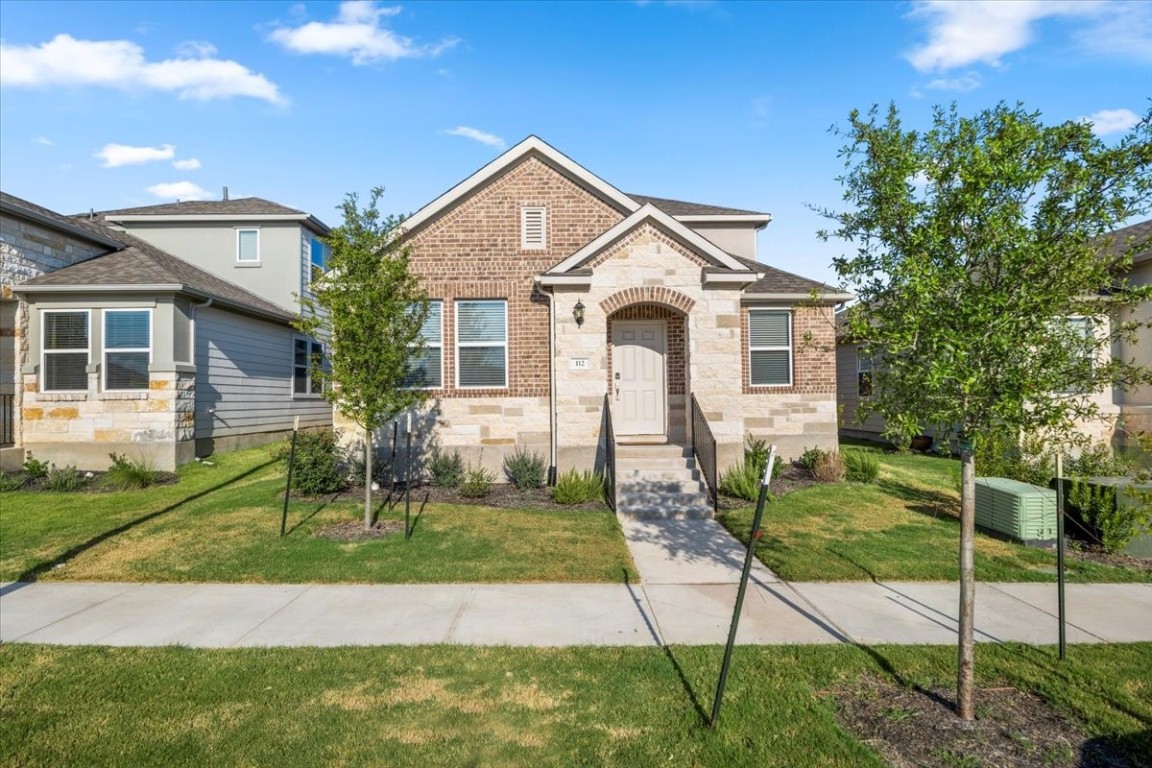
left=618, top=479, right=704, bottom=495
left=612, top=442, right=714, bottom=520
left=615, top=444, right=693, bottom=459
left=617, top=504, right=715, bottom=520
left=618, top=491, right=713, bottom=509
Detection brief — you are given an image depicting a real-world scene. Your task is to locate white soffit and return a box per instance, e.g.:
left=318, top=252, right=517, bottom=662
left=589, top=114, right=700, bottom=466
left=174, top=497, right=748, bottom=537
left=403, top=136, right=640, bottom=234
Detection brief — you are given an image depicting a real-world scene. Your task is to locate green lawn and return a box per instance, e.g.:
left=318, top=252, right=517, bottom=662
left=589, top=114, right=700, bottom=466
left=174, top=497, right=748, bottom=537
left=720, top=445, right=1152, bottom=583
left=0, top=447, right=635, bottom=584
left=1, top=643, right=1147, bottom=767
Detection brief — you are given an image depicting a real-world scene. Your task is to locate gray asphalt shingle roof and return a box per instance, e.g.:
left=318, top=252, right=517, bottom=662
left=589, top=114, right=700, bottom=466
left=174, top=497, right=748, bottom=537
left=1, top=191, right=124, bottom=248
left=1101, top=218, right=1152, bottom=262
left=96, top=197, right=307, bottom=216
left=627, top=194, right=767, bottom=217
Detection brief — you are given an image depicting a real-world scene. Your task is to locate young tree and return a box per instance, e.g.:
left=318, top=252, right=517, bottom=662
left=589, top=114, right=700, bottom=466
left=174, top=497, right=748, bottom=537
left=820, top=103, right=1152, bottom=720
left=297, top=187, right=429, bottom=530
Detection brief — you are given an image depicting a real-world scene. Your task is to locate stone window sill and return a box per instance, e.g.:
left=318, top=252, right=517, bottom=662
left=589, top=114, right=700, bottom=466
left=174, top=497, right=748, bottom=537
left=99, top=392, right=149, bottom=401
left=38, top=393, right=89, bottom=402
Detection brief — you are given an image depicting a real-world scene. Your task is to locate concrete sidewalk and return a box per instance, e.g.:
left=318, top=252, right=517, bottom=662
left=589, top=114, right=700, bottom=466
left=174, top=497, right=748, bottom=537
left=1, top=516, right=1148, bottom=648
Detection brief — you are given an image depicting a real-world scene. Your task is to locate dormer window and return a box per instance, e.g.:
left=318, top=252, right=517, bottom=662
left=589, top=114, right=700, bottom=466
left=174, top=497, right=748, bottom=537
left=521, top=206, right=546, bottom=250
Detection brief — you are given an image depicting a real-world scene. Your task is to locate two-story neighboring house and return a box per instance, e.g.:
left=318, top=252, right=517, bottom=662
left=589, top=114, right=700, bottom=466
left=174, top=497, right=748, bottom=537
left=1, top=192, right=332, bottom=471
left=337, top=136, right=851, bottom=488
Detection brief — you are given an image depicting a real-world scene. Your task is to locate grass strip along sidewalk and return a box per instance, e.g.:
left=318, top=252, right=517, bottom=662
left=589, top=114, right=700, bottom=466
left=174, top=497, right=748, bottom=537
left=1, top=643, right=1148, bottom=767
left=0, top=447, right=635, bottom=585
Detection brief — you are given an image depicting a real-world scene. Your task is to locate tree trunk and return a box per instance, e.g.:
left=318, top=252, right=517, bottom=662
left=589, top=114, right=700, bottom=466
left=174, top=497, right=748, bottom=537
left=957, top=443, right=976, bottom=720
left=364, top=429, right=373, bottom=531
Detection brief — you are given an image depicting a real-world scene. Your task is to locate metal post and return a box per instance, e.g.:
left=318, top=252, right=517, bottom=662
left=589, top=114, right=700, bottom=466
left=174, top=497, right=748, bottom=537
left=1056, top=452, right=1066, bottom=660
left=710, top=445, right=776, bottom=729
left=390, top=421, right=398, bottom=495
left=405, top=413, right=412, bottom=540
left=280, top=416, right=300, bottom=537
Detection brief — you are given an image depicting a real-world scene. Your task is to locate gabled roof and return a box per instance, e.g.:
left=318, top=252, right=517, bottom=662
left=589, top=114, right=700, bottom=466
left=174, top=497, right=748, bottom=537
left=404, top=136, right=641, bottom=234
left=1101, top=218, right=1152, bottom=264
left=11, top=198, right=297, bottom=323
left=628, top=194, right=771, bottom=225
left=547, top=204, right=753, bottom=274
left=2, top=191, right=125, bottom=250
left=95, top=196, right=330, bottom=234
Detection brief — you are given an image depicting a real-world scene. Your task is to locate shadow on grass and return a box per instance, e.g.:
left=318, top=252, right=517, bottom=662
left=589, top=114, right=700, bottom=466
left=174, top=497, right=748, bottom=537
left=2, top=460, right=276, bottom=593
left=877, top=479, right=958, bottom=520
left=405, top=492, right=431, bottom=538
left=284, top=493, right=340, bottom=536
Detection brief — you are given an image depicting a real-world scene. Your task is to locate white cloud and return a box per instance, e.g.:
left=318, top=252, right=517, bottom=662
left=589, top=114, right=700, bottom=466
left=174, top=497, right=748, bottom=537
left=443, top=126, right=505, bottom=149
left=33, top=136, right=53, bottom=146
left=925, top=71, right=982, bottom=92
left=95, top=143, right=176, bottom=168
left=146, top=181, right=211, bottom=200
left=1074, top=1, right=1152, bottom=62
left=174, top=40, right=218, bottom=58
left=905, top=0, right=1101, bottom=72
left=1081, top=108, right=1141, bottom=136
left=269, top=1, right=459, bottom=64
left=173, top=158, right=202, bottom=170
left=0, top=34, right=285, bottom=104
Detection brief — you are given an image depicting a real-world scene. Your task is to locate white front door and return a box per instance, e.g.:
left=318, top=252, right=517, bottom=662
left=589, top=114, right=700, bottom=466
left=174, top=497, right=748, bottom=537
left=612, top=321, right=666, bottom=436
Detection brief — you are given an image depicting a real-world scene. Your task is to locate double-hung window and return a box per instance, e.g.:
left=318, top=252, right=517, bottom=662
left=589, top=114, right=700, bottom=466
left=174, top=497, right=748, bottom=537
left=748, top=310, right=792, bottom=387
left=310, top=237, right=326, bottom=283
left=104, top=310, right=151, bottom=390
left=42, top=310, right=89, bottom=391
left=857, top=349, right=874, bottom=397
left=236, top=228, right=260, bottom=264
left=404, top=300, right=442, bottom=388
left=456, top=300, right=507, bottom=388
left=293, top=338, right=325, bottom=395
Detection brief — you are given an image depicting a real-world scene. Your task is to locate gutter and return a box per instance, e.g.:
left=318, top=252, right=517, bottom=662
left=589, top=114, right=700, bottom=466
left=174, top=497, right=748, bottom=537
left=15, top=283, right=296, bottom=325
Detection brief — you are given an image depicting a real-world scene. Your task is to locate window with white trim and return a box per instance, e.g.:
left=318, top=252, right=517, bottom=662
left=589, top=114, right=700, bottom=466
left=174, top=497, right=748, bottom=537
left=520, top=206, right=546, bottom=250
left=236, top=228, right=260, bottom=263
left=456, top=299, right=507, bottom=388
left=748, top=310, right=792, bottom=387
left=104, top=309, right=151, bottom=390
left=404, top=300, right=442, bottom=388
left=310, top=237, right=326, bottom=283
left=42, top=310, right=89, bottom=392
left=293, top=337, right=325, bottom=395
left=857, top=348, right=874, bottom=397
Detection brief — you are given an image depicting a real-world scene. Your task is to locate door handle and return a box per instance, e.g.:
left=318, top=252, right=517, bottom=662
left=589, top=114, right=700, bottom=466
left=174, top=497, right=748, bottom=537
left=615, top=384, right=620, bottom=401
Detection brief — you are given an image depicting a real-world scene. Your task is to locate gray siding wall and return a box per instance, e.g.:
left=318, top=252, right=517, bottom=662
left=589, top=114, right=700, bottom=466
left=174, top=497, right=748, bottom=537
left=836, top=342, right=886, bottom=437
left=194, top=307, right=331, bottom=440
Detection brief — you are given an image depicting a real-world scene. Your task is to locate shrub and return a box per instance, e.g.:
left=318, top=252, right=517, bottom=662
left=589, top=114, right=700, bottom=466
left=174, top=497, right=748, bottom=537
left=973, top=430, right=1052, bottom=486
left=503, top=446, right=547, bottom=490
left=45, top=464, right=87, bottom=492
left=811, top=451, right=845, bottom=483
left=345, top=444, right=392, bottom=489
left=551, top=469, right=605, bottom=505
left=843, top=449, right=880, bottom=483
left=460, top=461, right=495, bottom=498
left=720, top=459, right=763, bottom=501
left=798, top=446, right=827, bottom=472
left=103, top=452, right=157, bottom=490
left=274, top=429, right=345, bottom=495
left=427, top=448, right=464, bottom=488
left=1067, top=443, right=1133, bottom=478
left=23, top=451, right=49, bottom=479
left=0, top=473, right=26, bottom=492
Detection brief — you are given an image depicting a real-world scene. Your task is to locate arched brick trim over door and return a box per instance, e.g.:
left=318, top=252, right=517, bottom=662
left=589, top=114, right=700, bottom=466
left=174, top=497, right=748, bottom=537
left=599, top=287, right=695, bottom=316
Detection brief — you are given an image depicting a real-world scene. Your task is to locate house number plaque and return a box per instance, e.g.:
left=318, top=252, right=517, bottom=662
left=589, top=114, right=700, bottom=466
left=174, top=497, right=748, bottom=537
left=569, top=358, right=590, bottom=371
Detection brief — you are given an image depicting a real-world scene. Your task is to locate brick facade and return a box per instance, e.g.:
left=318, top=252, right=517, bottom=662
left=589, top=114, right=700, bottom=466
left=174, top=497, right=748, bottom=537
left=741, top=304, right=837, bottom=396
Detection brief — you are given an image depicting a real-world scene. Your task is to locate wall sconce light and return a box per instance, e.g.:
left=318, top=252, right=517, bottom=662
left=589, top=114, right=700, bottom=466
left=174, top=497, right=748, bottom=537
left=573, top=299, right=585, bottom=327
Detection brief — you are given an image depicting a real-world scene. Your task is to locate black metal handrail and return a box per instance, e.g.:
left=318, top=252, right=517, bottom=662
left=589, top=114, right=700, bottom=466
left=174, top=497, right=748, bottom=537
left=604, top=394, right=616, bottom=512
left=691, top=394, right=718, bottom=513
left=0, top=393, right=13, bottom=446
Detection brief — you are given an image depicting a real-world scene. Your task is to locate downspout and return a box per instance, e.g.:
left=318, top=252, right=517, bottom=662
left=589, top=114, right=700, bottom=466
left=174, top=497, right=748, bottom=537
left=544, top=285, right=558, bottom=485
left=188, top=298, right=213, bottom=439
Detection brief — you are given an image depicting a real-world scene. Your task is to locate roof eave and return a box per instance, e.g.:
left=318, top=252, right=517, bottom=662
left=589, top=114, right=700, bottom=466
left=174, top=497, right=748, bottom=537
left=15, top=283, right=296, bottom=323
left=104, top=213, right=326, bottom=232
left=743, top=291, right=855, bottom=303
left=1, top=201, right=124, bottom=250
left=677, top=213, right=773, bottom=230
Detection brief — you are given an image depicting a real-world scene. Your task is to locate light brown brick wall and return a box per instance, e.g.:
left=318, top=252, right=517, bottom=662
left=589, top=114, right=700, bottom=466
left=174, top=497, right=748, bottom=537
left=407, top=155, right=624, bottom=399
left=741, top=305, right=837, bottom=395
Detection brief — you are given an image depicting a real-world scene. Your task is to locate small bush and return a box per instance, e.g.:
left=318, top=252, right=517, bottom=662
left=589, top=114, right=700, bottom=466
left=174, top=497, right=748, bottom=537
left=720, top=460, right=763, bottom=501
left=345, top=444, right=392, bottom=488
left=103, top=452, right=157, bottom=490
left=1067, top=443, right=1133, bottom=478
left=274, top=429, right=345, bottom=495
left=0, top=473, right=26, bottom=492
left=1068, top=480, right=1151, bottom=554
left=798, top=446, right=827, bottom=472
left=45, top=464, right=87, bottom=492
left=811, top=451, right=845, bottom=483
left=459, top=462, right=495, bottom=498
left=427, top=448, right=464, bottom=488
left=503, top=446, right=547, bottom=490
left=843, top=449, right=880, bottom=483
left=973, top=430, right=1052, bottom=486
left=23, top=451, right=49, bottom=479
left=552, top=469, right=605, bottom=505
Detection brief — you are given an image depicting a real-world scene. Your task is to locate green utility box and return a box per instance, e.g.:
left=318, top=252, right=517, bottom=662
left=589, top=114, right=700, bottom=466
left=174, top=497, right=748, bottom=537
left=974, top=477, right=1058, bottom=547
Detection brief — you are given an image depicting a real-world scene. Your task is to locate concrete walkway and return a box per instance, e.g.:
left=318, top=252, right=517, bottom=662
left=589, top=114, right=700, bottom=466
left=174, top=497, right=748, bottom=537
left=1, top=517, right=1149, bottom=648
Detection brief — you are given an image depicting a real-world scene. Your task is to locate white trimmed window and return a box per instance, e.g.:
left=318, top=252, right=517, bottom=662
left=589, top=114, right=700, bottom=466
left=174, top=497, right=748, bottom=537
left=236, top=228, right=260, bottom=263
left=310, top=237, right=326, bottom=283
left=293, top=337, right=325, bottom=395
left=42, top=310, right=90, bottom=392
left=404, top=300, right=442, bottom=388
left=520, top=206, right=546, bottom=250
left=748, top=310, right=792, bottom=387
left=104, top=309, right=152, bottom=391
left=857, top=349, right=874, bottom=397
left=1059, top=316, right=1095, bottom=394
left=456, top=299, right=507, bottom=388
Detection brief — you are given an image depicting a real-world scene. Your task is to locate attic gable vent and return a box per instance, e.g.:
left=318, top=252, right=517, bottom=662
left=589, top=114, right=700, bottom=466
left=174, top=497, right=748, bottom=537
left=521, top=206, right=546, bottom=250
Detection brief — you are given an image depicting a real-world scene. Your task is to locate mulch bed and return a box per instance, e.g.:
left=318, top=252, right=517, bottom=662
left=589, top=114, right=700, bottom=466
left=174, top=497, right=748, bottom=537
left=315, top=483, right=608, bottom=513
left=1068, top=543, right=1152, bottom=574
left=830, top=676, right=1137, bottom=768
left=717, top=462, right=819, bottom=509
left=3, top=470, right=180, bottom=493
left=314, top=519, right=405, bottom=541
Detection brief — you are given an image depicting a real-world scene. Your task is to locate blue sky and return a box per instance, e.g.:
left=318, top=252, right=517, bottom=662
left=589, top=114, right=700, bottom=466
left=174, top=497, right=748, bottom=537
left=1, top=0, right=1149, bottom=285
